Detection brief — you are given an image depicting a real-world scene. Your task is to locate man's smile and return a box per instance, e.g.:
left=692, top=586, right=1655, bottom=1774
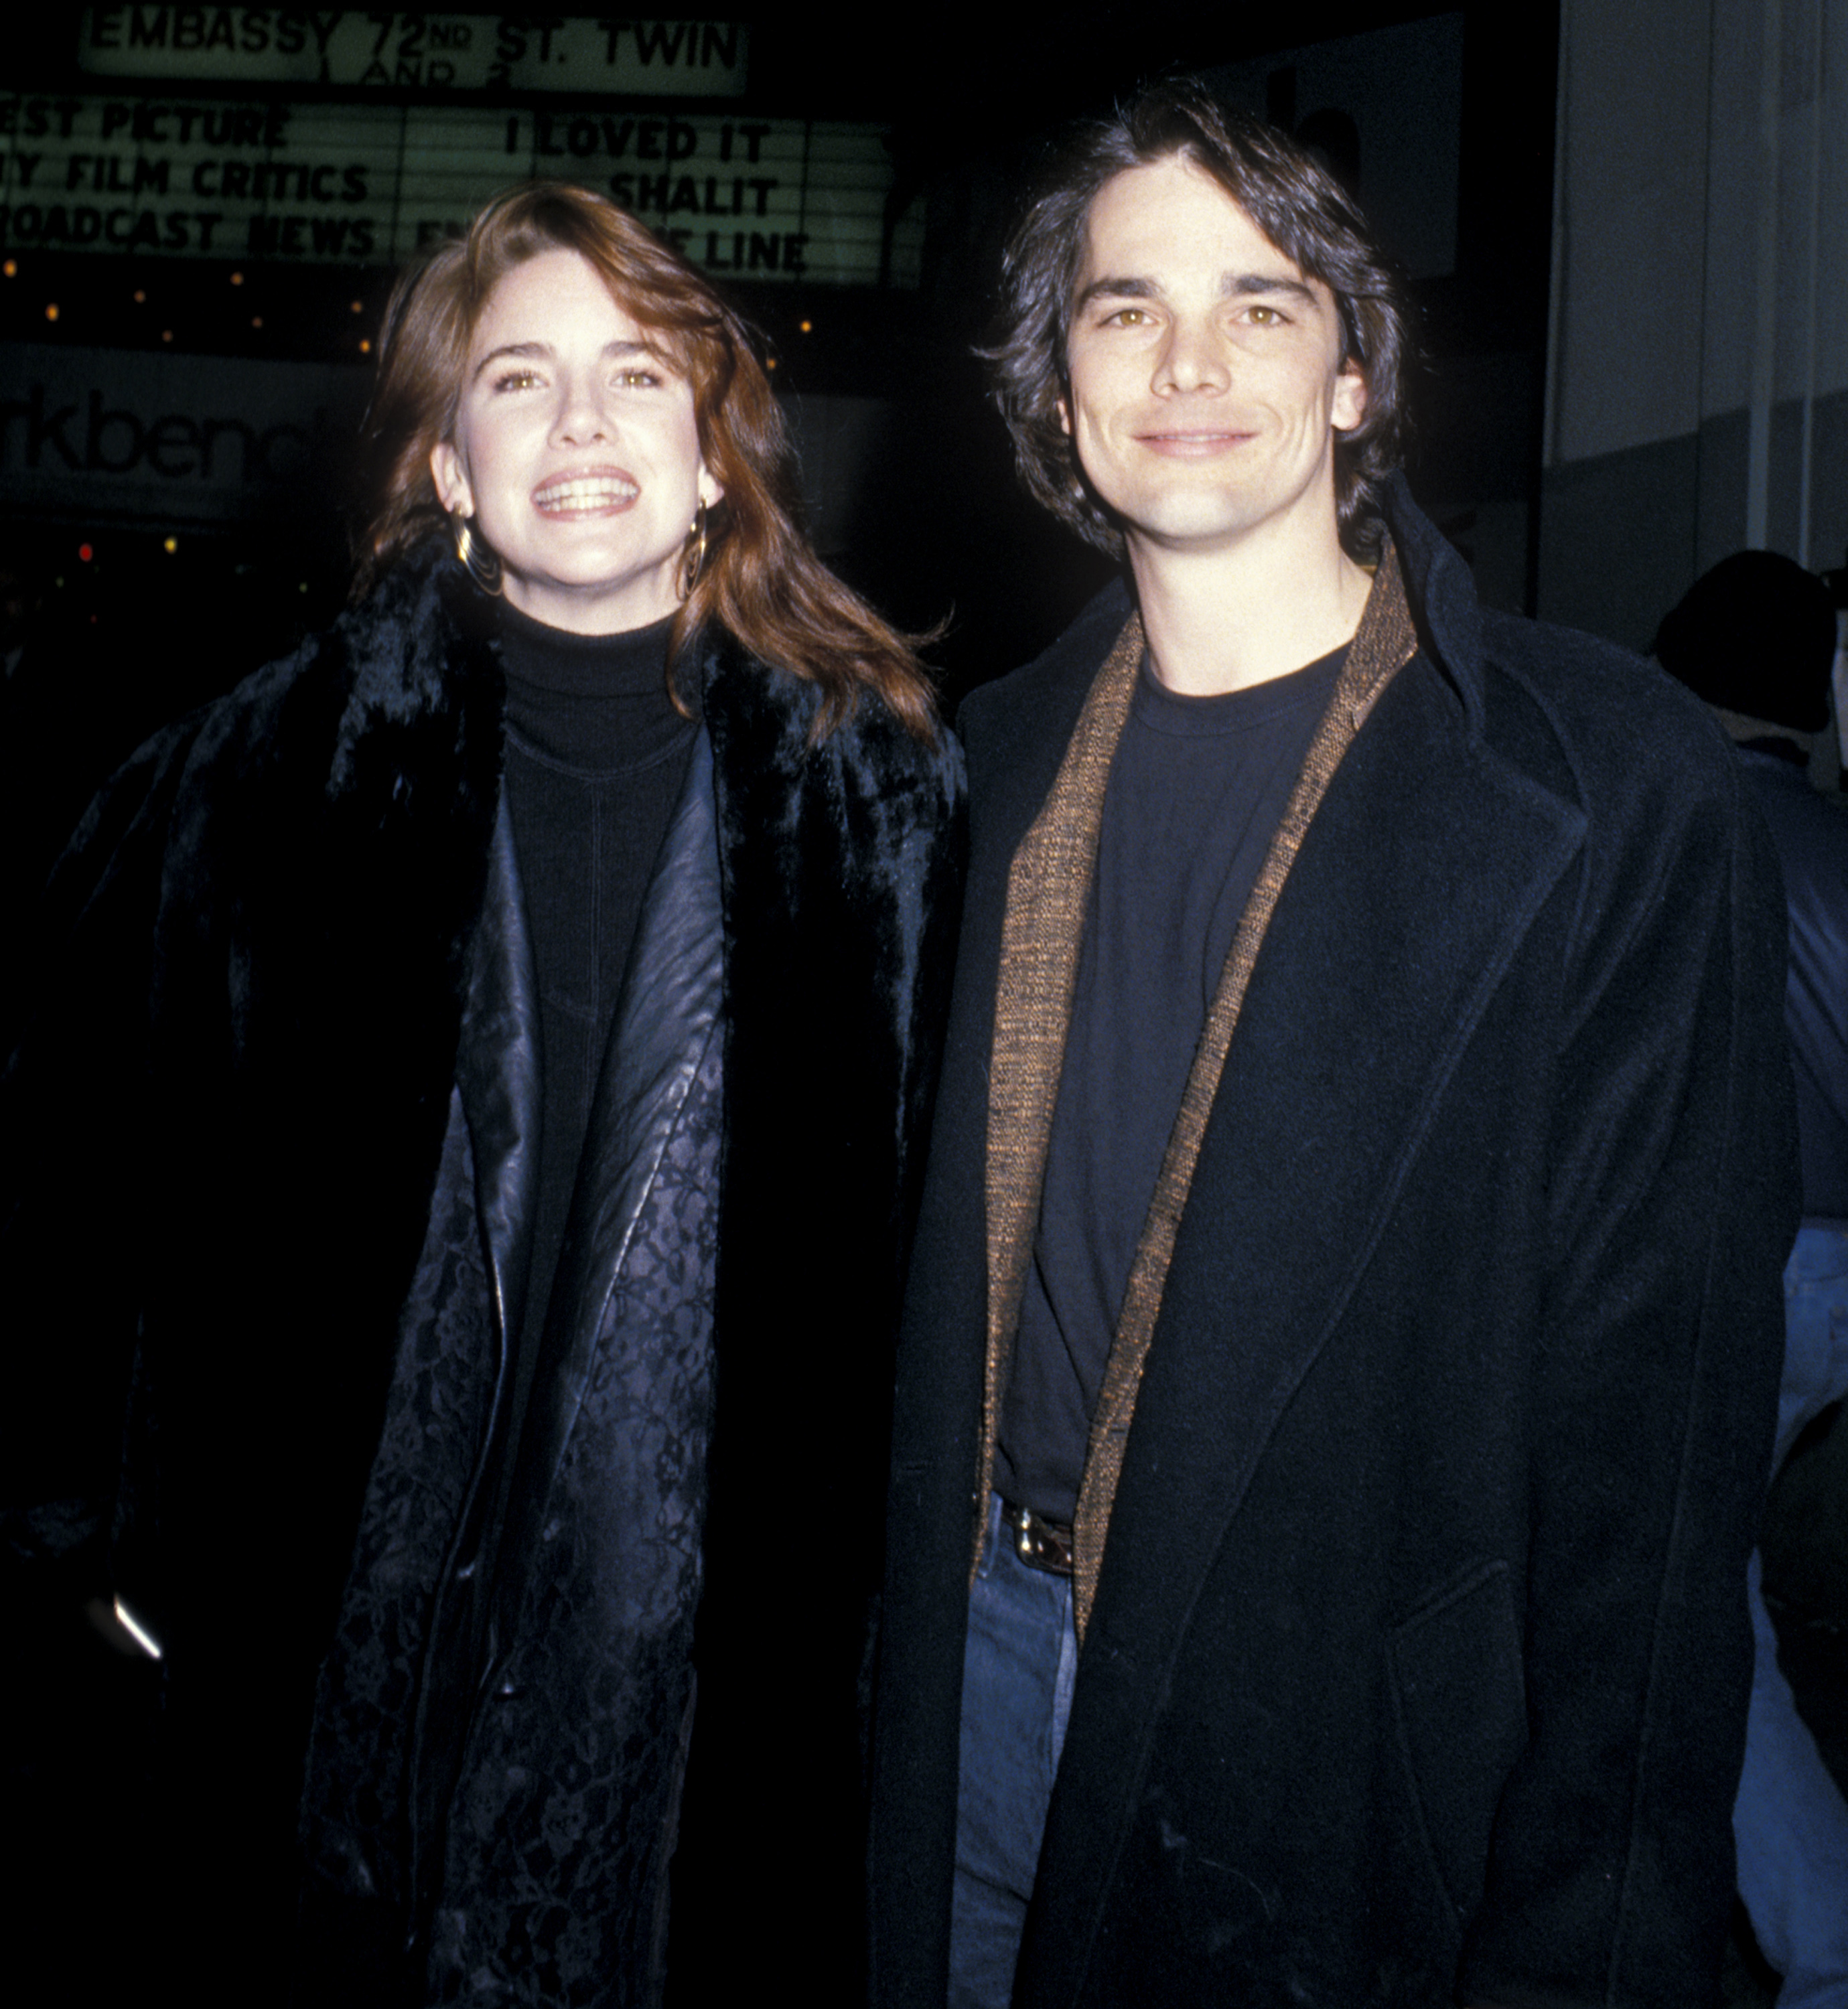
left=1132, top=427, right=1258, bottom=456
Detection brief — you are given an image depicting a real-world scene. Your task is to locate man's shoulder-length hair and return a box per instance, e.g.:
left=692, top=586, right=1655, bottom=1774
left=986, top=77, right=1415, bottom=559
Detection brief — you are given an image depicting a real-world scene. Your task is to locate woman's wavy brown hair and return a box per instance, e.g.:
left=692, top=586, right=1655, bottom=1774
left=985, top=78, right=1415, bottom=560
left=354, top=181, right=936, bottom=741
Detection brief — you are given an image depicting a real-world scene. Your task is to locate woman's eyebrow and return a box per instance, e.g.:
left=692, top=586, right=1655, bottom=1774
left=471, top=337, right=661, bottom=380
left=472, top=340, right=551, bottom=380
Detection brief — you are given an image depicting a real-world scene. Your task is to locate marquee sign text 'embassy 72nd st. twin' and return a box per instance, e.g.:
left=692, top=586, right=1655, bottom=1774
left=78, top=11, right=751, bottom=96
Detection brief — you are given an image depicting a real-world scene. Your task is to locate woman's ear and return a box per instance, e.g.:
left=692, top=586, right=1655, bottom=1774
left=430, top=439, right=472, bottom=516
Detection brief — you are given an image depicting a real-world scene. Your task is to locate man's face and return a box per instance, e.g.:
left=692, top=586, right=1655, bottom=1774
left=1058, top=155, right=1366, bottom=558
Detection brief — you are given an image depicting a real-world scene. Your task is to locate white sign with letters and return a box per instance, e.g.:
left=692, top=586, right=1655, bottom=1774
left=0, top=94, right=921, bottom=285
left=0, top=339, right=367, bottom=524
left=78, top=11, right=751, bottom=98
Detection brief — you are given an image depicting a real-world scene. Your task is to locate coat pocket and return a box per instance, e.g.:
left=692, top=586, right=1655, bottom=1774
left=1387, top=1558, right=1527, bottom=1925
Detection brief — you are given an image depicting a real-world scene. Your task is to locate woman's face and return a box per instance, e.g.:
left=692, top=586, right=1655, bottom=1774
left=430, top=247, right=721, bottom=634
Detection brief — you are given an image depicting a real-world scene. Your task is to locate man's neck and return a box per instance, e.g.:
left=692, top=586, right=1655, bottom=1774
left=1128, top=515, right=1372, bottom=696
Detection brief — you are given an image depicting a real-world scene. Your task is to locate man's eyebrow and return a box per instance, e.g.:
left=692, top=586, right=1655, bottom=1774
left=1072, top=271, right=1320, bottom=313
left=1072, top=275, right=1157, bottom=311
left=1225, top=271, right=1318, bottom=303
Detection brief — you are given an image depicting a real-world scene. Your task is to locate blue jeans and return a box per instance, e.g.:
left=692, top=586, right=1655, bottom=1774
left=1735, top=1221, right=1848, bottom=2007
left=949, top=1495, right=1080, bottom=2009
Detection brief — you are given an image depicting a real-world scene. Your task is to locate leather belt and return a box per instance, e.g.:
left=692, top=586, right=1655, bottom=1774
left=1001, top=1498, right=1074, bottom=1578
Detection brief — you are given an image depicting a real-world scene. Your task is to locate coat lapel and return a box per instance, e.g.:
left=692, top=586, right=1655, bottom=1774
left=1057, top=645, right=1587, bottom=1852
left=408, top=793, right=543, bottom=1900
left=1071, top=551, right=1419, bottom=1631
left=983, top=613, right=1146, bottom=1574
left=499, top=728, right=725, bottom=1532
left=455, top=796, right=544, bottom=1362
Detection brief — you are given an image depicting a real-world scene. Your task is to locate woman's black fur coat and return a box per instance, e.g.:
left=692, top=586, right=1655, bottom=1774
left=1, top=542, right=966, bottom=2006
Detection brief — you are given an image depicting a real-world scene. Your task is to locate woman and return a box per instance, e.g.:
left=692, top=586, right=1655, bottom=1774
left=2, top=185, right=964, bottom=2005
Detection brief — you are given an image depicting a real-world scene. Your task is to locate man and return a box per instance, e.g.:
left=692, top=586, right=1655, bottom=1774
left=869, top=79, right=1798, bottom=2009
left=1655, top=551, right=1848, bottom=2009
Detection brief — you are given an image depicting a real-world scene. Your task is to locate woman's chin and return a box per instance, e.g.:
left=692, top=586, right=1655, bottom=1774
left=500, top=569, right=680, bottom=636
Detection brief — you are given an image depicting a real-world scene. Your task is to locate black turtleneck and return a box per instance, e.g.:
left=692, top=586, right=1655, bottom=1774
left=496, top=599, right=699, bottom=1359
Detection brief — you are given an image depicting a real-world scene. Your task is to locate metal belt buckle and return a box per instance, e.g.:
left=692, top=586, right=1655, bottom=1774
left=1002, top=1499, right=1075, bottom=1578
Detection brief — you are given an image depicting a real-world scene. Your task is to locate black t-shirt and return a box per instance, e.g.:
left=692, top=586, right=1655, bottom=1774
left=496, top=600, right=699, bottom=1360
left=995, top=644, right=1346, bottom=1522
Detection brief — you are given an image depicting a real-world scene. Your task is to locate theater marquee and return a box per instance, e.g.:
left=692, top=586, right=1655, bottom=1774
left=0, top=94, right=921, bottom=285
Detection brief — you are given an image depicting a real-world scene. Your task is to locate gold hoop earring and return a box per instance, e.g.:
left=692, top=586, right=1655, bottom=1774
left=681, top=499, right=709, bottom=599
left=451, top=511, right=503, bottom=597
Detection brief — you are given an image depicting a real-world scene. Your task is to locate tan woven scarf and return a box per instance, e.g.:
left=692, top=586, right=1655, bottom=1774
left=981, top=541, right=1419, bottom=1635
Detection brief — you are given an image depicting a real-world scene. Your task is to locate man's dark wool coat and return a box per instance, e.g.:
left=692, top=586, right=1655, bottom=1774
left=0, top=542, right=965, bottom=2007
left=867, top=481, right=1800, bottom=2009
